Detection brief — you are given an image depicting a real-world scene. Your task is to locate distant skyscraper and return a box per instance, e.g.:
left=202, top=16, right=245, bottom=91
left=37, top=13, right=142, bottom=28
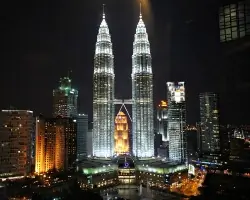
left=77, top=114, right=88, bottom=160
left=0, top=110, right=33, bottom=177
left=219, top=0, right=250, bottom=42
left=115, top=112, right=129, bottom=155
left=167, top=82, right=187, bottom=164
left=199, top=92, right=220, bottom=154
left=53, top=76, right=78, bottom=118
left=92, top=11, right=115, bottom=157
left=157, top=100, right=168, bottom=142
left=132, top=12, right=154, bottom=158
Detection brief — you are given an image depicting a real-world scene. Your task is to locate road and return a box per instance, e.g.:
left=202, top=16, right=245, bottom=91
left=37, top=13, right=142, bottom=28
left=100, top=185, right=183, bottom=200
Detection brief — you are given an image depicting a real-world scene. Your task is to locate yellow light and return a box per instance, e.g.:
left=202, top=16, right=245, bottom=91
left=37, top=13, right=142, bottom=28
left=114, top=111, right=129, bottom=155
left=159, top=100, right=167, bottom=108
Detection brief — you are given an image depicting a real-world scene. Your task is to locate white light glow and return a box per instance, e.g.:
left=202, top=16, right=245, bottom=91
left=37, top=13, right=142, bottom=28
left=132, top=15, right=154, bottom=158
left=93, top=13, right=115, bottom=158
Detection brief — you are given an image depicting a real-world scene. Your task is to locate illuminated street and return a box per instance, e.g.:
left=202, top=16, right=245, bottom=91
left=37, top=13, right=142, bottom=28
left=101, top=185, right=181, bottom=200
left=170, top=170, right=206, bottom=196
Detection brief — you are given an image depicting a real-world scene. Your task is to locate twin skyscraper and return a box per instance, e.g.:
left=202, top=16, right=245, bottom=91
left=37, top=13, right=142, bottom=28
left=93, top=7, right=154, bottom=158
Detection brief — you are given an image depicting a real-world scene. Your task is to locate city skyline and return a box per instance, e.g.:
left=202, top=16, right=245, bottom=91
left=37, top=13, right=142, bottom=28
left=1, top=1, right=250, bottom=198
left=1, top=0, right=250, bottom=125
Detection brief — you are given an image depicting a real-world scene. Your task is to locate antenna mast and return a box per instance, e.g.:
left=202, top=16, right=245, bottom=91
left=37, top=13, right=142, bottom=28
left=103, top=4, right=105, bottom=18
left=140, top=1, right=142, bottom=18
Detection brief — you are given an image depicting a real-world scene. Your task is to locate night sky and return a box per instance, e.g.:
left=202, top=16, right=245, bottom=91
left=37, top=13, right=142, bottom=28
left=1, top=0, right=249, bottom=124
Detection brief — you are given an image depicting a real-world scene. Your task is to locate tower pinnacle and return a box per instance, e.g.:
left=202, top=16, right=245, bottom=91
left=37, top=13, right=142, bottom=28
left=139, top=2, right=142, bottom=19
left=103, top=4, right=105, bottom=19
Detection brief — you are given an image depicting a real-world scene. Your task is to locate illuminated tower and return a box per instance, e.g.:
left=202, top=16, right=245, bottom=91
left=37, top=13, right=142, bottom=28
left=35, top=116, right=76, bottom=173
left=167, top=82, right=187, bottom=164
left=132, top=10, right=154, bottom=157
left=35, top=116, right=45, bottom=173
left=115, top=112, right=129, bottom=155
left=157, top=100, right=168, bottom=142
left=93, top=9, right=115, bottom=157
left=53, top=76, right=78, bottom=118
left=199, top=92, right=220, bottom=153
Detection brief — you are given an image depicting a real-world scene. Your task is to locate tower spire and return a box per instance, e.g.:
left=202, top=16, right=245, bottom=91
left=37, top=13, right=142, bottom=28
left=139, top=1, right=142, bottom=19
left=67, top=69, right=72, bottom=79
left=103, top=4, right=105, bottom=19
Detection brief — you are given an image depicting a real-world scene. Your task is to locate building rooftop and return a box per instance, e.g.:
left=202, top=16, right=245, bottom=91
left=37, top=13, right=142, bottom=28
left=136, top=159, right=187, bottom=174
left=77, top=158, right=117, bottom=175
left=77, top=157, right=188, bottom=175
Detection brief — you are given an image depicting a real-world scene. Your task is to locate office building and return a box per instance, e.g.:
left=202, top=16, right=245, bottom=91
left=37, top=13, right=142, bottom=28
left=35, top=116, right=77, bottom=173
left=114, top=111, right=129, bottom=155
left=0, top=110, right=33, bottom=177
left=77, top=114, right=88, bottom=160
left=199, top=92, right=220, bottom=154
left=53, top=76, right=78, bottom=118
left=87, top=129, right=93, bottom=156
left=154, top=133, right=162, bottom=156
left=92, top=10, right=115, bottom=157
left=35, top=116, right=65, bottom=173
left=132, top=11, right=154, bottom=158
left=219, top=0, right=250, bottom=43
left=167, top=82, right=187, bottom=164
left=157, top=100, right=168, bottom=142
left=219, top=1, right=250, bottom=124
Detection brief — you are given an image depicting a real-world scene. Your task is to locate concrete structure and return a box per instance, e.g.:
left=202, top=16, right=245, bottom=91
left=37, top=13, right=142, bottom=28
left=199, top=92, right=220, bottom=154
left=77, top=114, right=88, bottom=160
left=167, top=82, right=187, bottom=164
left=92, top=10, right=115, bottom=158
left=132, top=11, right=154, bottom=158
left=157, top=100, right=168, bottom=142
left=53, top=76, right=78, bottom=118
left=0, top=110, right=33, bottom=177
left=114, top=112, right=129, bottom=155
left=35, top=116, right=77, bottom=173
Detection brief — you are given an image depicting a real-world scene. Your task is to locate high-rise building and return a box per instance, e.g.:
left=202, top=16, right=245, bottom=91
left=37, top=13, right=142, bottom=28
left=0, top=110, right=33, bottom=177
left=76, top=114, right=88, bottom=160
left=167, top=82, right=187, bottom=164
left=219, top=0, right=250, bottom=43
left=218, top=1, right=250, bottom=124
left=114, top=112, right=129, bottom=155
left=59, top=117, right=77, bottom=169
left=93, top=11, right=115, bottom=157
left=87, top=129, right=93, bottom=156
left=35, top=117, right=46, bottom=173
left=199, top=92, right=220, bottom=154
left=154, top=133, right=163, bottom=156
left=132, top=12, right=154, bottom=158
left=157, top=100, right=168, bottom=142
left=53, top=76, right=78, bottom=118
left=35, top=116, right=65, bottom=173
left=35, top=116, right=77, bottom=173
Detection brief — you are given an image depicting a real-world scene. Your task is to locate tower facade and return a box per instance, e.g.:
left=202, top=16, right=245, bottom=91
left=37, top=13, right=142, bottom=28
left=93, top=12, right=115, bottom=157
left=0, top=110, right=33, bottom=176
left=199, top=92, right=220, bottom=154
left=132, top=13, right=154, bottom=157
left=115, top=112, right=129, bottom=155
left=53, top=77, right=78, bottom=118
left=76, top=114, right=88, bottom=160
left=35, top=116, right=77, bottom=173
left=157, top=100, right=168, bottom=142
left=167, top=82, right=187, bottom=164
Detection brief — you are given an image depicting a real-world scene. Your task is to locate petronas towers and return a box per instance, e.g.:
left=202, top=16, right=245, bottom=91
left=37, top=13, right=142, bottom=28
left=93, top=12, right=115, bottom=157
left=93, top=8, right=154, bottom=158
